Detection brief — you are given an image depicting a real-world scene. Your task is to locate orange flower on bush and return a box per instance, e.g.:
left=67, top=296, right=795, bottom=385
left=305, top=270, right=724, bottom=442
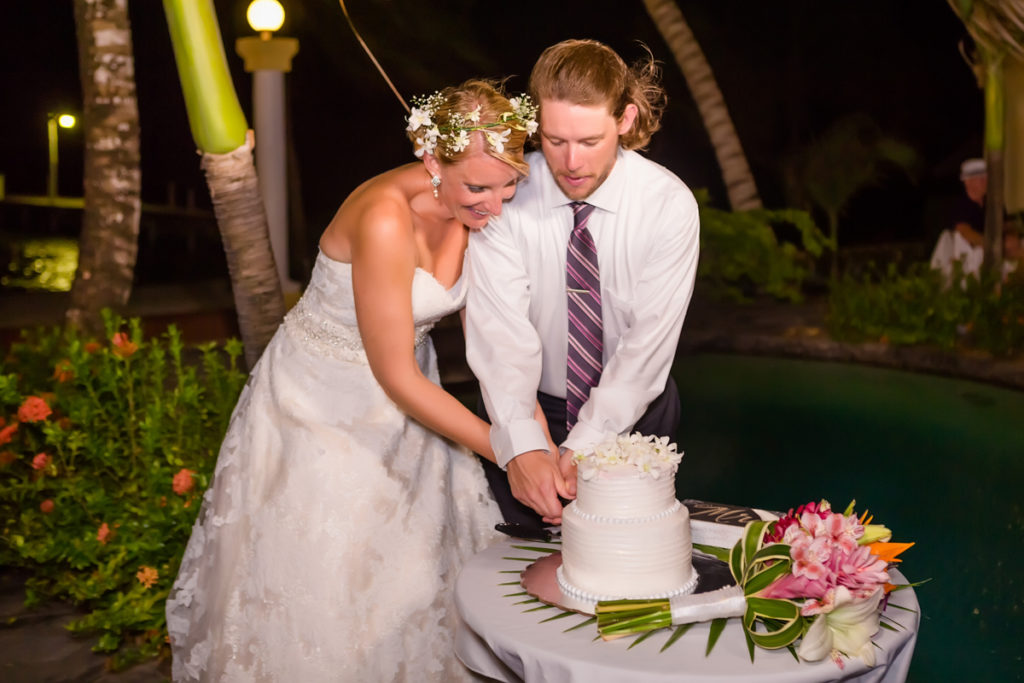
left=172, top=468, right=195, bottom=495
left=83, top=341, right=102, bottom=354
left=39, top=499, right=55, bottom=514
left=0, top=423, right=17, bottom=446
left=18, top=396, right=52, bottom=423
left=136, top=566, right=159, bottom=588
left=97, top=522, right=111, bottom=545
left=31, top=453, right=52, bottom=471
left=111, top=332, right=138, bottom=358
left=53, top=359, right=74, bottom=383
left=0, top=451, right=16, bottom=466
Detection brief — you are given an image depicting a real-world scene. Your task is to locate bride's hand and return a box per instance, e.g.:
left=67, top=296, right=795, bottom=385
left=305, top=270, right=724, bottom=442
left=507, top=449, right=570, bottom=524
left=557, top=448, right=577, bottom=499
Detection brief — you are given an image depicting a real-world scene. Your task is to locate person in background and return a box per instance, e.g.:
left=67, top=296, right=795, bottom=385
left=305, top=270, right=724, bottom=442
left=930, top=158, right=1019, bottom=281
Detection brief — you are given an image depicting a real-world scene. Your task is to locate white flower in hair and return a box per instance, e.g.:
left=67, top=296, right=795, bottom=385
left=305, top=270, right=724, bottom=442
left=467, top=105, right=482, bottom=123
left=484, top=128, right=512, bottom=154
left=407, top=106, right=432, bottom=132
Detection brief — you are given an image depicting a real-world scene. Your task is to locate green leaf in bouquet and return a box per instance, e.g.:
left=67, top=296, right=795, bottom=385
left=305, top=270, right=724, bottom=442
left=743, top=558, right=792, bottom=596
left=705, top=617, right=727, bottom=655
left=660, top=622, right=692, bottom=652
left=742, top=598, right=803, bottom=649
left=692, top=542, right=730, bottom=562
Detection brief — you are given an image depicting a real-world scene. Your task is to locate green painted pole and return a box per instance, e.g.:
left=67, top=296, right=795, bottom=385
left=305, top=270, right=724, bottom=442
left=162, top=0, right=248, bottom=153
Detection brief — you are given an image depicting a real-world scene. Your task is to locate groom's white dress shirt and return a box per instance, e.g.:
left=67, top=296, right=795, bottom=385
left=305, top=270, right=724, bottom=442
left=466, top=148, right=700, bottom=468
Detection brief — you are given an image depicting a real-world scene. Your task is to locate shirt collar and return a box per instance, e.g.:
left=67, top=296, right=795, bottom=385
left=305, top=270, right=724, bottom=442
left=540, top=147, right=629, bottom=215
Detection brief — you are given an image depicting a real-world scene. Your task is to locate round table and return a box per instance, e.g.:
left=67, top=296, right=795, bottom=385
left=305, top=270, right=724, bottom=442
left=455, top=538, right=919, bottom=683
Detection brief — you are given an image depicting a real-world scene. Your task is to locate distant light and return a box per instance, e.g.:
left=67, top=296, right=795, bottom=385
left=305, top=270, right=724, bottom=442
left=57, top=114, right=76, bottom=129
left=247, top=0, right=285, bottom=33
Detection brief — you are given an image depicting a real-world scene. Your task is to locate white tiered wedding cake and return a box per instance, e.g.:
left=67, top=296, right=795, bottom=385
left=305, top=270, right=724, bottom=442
left=557, top=433, right=697, bottom=603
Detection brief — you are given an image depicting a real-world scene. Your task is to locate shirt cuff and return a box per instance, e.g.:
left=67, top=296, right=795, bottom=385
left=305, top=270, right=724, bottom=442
left=562, top=419, right=610, bottom=457
left=490, top=418, right=551, bottom=469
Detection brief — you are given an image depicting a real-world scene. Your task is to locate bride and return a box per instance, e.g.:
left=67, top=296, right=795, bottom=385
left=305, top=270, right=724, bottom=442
left=166, top=80, right=547, bottom=681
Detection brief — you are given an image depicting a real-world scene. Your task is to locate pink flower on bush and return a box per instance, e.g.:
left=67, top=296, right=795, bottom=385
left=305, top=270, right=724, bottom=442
left=136, top=566, right=159, bottom=588
left=97, top=523, right=111, bottom=545
left=0, top=423, right=17, bottom=446
left=31, top=453, right=52, bottom=471
left=172, top=468, right=195, bottom=495
left=39, top=499, right=55, bottom=514
left=111, top=332, right=138, bottom=358
left=18, top=396, right=52, bottom=423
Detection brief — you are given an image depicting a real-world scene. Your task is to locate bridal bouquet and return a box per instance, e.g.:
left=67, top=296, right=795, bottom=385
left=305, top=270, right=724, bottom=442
left=596, top=500, right=915, bottom=668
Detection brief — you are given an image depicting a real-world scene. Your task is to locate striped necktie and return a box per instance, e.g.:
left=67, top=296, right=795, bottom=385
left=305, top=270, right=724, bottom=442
left=566, top=201, right=601, bottom=432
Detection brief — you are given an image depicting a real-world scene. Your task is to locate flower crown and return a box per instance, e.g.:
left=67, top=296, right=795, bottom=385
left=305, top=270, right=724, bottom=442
left=406, top=92, right=539, bottom=158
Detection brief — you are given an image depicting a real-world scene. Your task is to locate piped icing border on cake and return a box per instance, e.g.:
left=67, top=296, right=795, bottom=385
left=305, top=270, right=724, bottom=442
left=556, top=564, right=699, bottom=604
left=567, top=499, right=683, bottom=525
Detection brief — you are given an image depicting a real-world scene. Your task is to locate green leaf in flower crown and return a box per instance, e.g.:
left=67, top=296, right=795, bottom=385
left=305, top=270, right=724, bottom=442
left=706, top=617, right=728, bottom=656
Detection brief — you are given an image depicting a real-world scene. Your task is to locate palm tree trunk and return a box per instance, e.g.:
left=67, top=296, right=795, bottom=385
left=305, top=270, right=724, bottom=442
left=642, top=0, right=762, bottom=211
left=202, top=139, right=286, bottom=369
left=163, top=0, right=284, bottom=368
left=67, top=0, right=141, bottom=337
left=983, top=57, right=1005, bottom=273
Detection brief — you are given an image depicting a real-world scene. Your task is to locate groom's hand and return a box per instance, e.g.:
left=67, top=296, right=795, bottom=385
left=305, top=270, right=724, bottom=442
left=507, top=449, right=571, bottom=524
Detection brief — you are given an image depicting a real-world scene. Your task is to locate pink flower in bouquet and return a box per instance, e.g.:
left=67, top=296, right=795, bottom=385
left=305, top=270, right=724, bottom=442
left=111, top=332, right=138, bottom=358
left=790, top=533, right=833, bottom=583
left=832, top=545, right=889, bottom=596
left=172, top=468, right=195, bottom=495
left=0, top=423, right=17, bottom=446
left=97, top=523, right=111, bottom=545
left=18, top=396, right=52, bottom=423
left=31, top=453, right=52, bottom=471
left=764, top=500, right=831, bottom=543
left=39, top=499, right=55, bottom=514
left=136, top=566, right=159, bottom=588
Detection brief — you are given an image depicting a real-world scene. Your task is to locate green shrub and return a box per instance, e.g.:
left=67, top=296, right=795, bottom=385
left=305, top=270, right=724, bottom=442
left=696, top=189, right=830, bottom=302
left=0, top=313, right=246, bottom=668
left=826, top=262, right=1024, bottom=357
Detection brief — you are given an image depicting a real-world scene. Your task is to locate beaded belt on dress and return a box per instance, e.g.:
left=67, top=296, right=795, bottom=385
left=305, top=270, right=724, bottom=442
left=283, top=297, right=431, bottom=363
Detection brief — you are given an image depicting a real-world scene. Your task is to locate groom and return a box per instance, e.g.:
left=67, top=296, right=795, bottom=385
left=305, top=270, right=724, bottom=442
left=465, top=39, right=701, bottom=528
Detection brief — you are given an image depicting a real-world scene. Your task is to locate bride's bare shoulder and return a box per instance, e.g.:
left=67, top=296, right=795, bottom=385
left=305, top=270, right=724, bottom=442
left=320, top=164, right=421, bottom=261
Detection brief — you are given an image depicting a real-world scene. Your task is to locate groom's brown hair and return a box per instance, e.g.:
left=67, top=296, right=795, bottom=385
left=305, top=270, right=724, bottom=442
left=529, top=39, right=666, bottom=151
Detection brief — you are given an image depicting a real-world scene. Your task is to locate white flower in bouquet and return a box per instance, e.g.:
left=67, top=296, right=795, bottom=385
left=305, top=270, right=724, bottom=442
left=797, top=586, right=884, bottom=667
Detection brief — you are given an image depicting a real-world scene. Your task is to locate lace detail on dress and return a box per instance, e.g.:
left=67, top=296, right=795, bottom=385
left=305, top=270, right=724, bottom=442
left=283, top=297, right=431, bottom=363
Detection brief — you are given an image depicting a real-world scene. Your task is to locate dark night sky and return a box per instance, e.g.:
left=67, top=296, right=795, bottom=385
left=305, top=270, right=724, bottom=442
left=0, top=1, right=982, bottom=258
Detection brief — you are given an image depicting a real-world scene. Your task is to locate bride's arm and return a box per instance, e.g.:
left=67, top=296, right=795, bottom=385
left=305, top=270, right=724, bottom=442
left=352, top=203, right=496, bottom=462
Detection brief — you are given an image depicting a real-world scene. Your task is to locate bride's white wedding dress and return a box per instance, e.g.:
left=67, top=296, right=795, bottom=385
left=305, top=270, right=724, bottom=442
left=166, top=250, right=501, bottom=682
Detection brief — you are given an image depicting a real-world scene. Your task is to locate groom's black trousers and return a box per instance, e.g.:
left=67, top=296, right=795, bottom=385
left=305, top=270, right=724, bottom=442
left=475, top=378, right=681, bottom=529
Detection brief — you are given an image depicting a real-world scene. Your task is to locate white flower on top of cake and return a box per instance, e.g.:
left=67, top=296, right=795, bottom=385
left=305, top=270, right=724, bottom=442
left=573, top=432, right=683, bottom=481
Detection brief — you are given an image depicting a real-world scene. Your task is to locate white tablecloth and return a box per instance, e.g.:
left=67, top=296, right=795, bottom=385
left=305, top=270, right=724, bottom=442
left=455, top=538, right=919, bottom=683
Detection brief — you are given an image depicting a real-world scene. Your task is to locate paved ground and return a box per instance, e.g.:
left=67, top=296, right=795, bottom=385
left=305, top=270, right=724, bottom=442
left=1, top=282, right=1021, bottom=680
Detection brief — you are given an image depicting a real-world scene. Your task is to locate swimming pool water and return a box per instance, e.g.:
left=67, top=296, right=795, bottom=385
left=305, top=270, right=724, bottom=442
left=673, top=353, right=1024, bottom=682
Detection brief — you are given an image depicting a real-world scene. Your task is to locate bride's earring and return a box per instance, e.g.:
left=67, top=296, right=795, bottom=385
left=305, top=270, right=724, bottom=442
left=431, top=175, right=441, bottom=199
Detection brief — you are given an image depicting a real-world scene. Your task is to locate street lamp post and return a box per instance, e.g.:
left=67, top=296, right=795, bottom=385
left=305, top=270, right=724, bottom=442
left=236, top=0, right=300, bottom=295
left=46, top=113, right=76, bottom=201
